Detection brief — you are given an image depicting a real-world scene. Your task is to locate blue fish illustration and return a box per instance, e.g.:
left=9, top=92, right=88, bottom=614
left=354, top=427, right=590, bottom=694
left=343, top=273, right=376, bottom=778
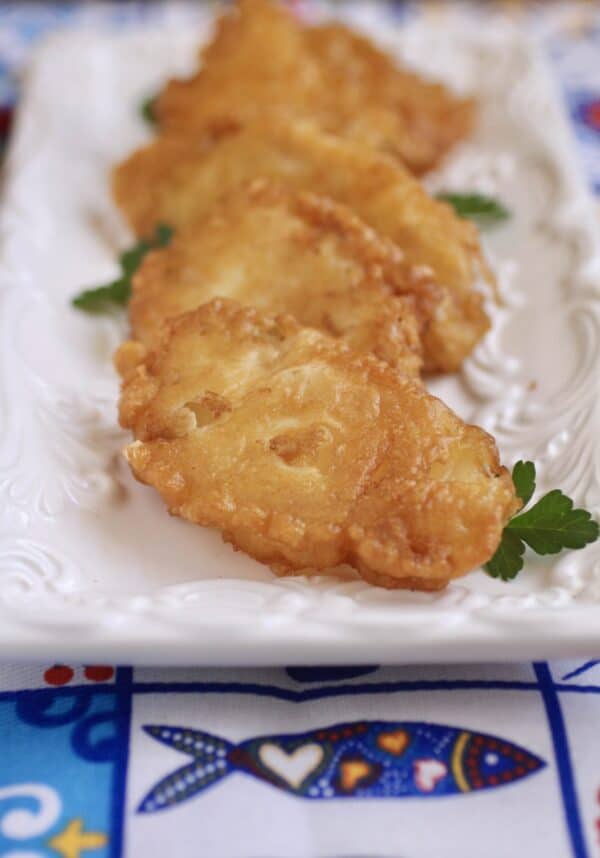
left=138, top=720, right=545, bottom=811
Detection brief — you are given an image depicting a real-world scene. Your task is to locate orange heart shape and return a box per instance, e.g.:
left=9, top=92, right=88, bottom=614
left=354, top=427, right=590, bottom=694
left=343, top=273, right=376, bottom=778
left=339, top=759, right=373, bottom=792
left=377, top=729, right=409, bottom=756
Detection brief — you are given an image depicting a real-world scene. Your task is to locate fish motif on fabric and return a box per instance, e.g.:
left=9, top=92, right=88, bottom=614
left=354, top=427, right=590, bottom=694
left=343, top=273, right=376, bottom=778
left=137, top=720, right=545, bottom=812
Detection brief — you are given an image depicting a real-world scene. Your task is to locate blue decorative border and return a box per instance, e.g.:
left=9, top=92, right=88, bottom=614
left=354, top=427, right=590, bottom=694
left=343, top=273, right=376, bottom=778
left=5, top=672, right=600, bottom=705
left=110, top=668, right=133, bottom=858
left=534, top=663, right=587, bottom=858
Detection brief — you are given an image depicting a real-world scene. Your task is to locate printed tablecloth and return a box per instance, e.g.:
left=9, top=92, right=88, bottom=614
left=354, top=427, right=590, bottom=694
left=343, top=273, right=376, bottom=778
left=2, top=3, right=600, bottom=857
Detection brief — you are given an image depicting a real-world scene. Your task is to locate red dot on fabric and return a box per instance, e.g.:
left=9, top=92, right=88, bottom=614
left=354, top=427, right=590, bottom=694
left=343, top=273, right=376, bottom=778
left=44, top=665, right=74, bottom=686
left=584, top=102, right=600, bottom=130
left=84, top=666, right=114, bottom=682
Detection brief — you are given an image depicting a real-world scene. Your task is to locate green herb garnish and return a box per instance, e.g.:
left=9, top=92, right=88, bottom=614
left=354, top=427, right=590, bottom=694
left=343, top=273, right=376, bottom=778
left=485, top=461, right=599, bottom=581
left=436, top=192, right=510, bottom=225
left=140, top=93, right=158, bottom=126
left=72, top=223, right=173, bottom=313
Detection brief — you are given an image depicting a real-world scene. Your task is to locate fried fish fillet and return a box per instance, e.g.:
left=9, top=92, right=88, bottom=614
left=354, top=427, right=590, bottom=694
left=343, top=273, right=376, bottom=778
left=130, top=181, right=432, bottom=376
left=305, top=23, right=475, bottom=174
left=113, top=118, right=490, bottom=372
left=155, top=0, right=473, bottom=174
left=116, top=300, right=518, bottom=591
left=155, top=0, right=321, bottom=137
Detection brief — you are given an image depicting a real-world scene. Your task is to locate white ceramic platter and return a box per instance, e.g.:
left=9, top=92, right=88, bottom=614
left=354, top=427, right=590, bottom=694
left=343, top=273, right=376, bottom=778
left=1, top=18, right=600, bottom=665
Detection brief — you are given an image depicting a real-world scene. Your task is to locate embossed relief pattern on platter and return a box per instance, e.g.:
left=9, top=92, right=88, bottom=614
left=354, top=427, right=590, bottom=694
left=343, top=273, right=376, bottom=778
left=425, top=32, right=600, bottom=510
left=0, top=25, right=599, bottom=642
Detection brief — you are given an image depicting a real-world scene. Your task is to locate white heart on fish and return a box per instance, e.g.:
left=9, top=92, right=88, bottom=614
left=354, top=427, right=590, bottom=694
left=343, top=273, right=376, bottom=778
left=259, top=742, right=324, bottom=788
left=414, top=758, right=448, bottom=793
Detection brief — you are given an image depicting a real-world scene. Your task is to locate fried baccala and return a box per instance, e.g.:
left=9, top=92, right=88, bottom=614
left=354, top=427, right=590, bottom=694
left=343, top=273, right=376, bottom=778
left=155, top=0, right=473, bottom=174
left=116, top=300, right=518, bottom=591
left=305, top=23, right=474, bottom=175
left=155, top=0, right=320, bottom=139
left=113, top=118, right=490, bottom=372
left=130, top=181, right=430, bottom=376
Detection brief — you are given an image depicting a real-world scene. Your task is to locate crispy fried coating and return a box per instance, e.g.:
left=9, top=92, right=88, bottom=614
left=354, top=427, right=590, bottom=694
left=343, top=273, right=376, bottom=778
left=117, top=300, right=518, bottom=590
left=130, top=181, right=430, bottom=376
left=155, top=0, right=473, bottom=174
left=305, top=23, right=474, bottom=174
left=113, top=118, right=490, bottom=372
left=156, top=0, right=321, bottom=136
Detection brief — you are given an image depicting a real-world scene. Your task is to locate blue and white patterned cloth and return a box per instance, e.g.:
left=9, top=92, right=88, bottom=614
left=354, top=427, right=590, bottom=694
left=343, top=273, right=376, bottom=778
left=2, top=3, right=600, bottom=857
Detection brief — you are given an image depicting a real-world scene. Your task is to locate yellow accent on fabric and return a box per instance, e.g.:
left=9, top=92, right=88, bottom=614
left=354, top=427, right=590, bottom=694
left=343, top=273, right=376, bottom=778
left=377, top=729, right=409, bottom=756
left=451, top=732, right=471, bottom=793
left=340, top=759, right=372, bottom=792
left=48, top=818, right=107, bottom=858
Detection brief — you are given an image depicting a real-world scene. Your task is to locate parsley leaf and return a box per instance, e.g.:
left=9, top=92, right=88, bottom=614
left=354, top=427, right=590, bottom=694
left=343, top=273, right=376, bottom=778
left=435, top=192, right=510, bottom=225
left=485, top=529, right=525, bottom=581
left=72, top=223, right=173, bottom=313
left=71, top=278, right=130, bottom=312
left=141, top=93, right=158, bottom=126
left=512, top=460, right=536, bottom=506
left=484, top=461, right=599, bottom=581
left=507, top=490, right=599, bottom=554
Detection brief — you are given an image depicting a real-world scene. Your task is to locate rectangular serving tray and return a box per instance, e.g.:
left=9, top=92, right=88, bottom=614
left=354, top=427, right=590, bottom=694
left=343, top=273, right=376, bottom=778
left=1, top=18, right=599, bottom=664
